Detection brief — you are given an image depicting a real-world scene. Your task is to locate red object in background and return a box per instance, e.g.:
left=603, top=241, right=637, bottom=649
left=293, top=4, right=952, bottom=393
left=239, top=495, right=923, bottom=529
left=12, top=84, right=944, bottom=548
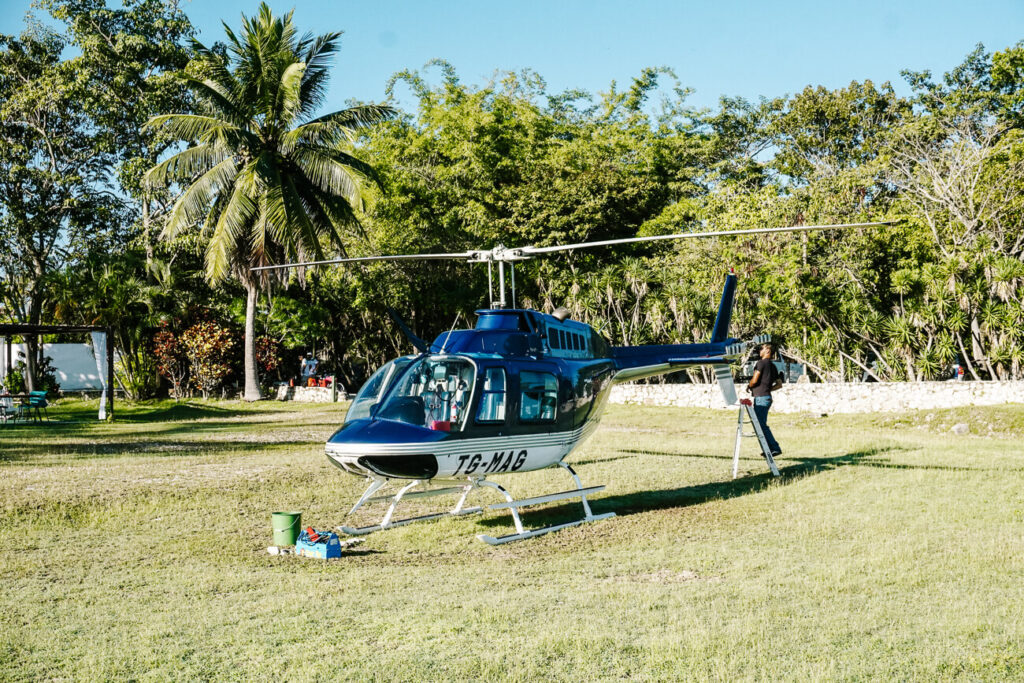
left=430, top=420, right=451, bottom=432
left=307, top=377, right=316, bottom=387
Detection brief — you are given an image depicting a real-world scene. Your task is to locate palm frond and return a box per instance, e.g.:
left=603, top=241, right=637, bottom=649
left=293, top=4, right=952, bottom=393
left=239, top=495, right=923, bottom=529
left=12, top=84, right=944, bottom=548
left=162, top=158, right=238, bottom=239
left=146, top=114, right=237, bottom=142
left=276, top=61, right=306, bottom=127
left=304, top=105, right=397, bottom=130
left=185, top=76, right=247, bottom=127
left=290, top=147, right=367, bottom=203
left=280, top=172, right=327, bottom=263
left=206, top=166, right=259, bottom=283
left=144, top=144, right=229, bottom=189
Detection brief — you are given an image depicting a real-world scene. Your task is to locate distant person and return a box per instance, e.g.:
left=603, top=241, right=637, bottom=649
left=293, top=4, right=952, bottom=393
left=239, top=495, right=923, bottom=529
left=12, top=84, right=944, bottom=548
left=300, top=354, right=319, bottom=382
left=748, top=342, right=783, bottom=456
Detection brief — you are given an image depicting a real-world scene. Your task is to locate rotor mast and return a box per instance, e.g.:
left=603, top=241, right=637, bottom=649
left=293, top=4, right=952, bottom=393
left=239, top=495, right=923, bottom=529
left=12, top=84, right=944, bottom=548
left=468, top=244, right=530, bottom=309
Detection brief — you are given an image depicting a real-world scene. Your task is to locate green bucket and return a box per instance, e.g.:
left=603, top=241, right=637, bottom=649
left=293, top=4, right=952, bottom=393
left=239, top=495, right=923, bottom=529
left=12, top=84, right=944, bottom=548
left=271, top=511, right=302, bottom=546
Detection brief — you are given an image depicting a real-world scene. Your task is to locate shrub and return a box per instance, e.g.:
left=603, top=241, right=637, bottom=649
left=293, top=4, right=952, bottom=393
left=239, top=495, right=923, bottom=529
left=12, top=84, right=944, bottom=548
left=152, top=327, right=188, bottom=400
left=255, top=336, right=281, bottom=375
left=179, top=322, right=235, bottom=399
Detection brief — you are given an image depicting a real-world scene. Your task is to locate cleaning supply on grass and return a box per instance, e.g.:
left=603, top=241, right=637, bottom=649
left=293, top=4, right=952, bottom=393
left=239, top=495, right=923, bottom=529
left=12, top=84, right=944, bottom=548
left=296, top=527, right=343, bottom=559
left=271, top=511, right=302, bottom=546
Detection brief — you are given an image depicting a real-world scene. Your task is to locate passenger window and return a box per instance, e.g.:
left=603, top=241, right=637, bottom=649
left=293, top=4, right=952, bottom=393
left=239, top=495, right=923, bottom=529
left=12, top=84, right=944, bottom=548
left=571, top=334, right=579, bottom=351
left=476, top=368, right=507, bottom=423
left=549, top=326, right=560, bottom=349
left=520, top=371, right=557, bottom=422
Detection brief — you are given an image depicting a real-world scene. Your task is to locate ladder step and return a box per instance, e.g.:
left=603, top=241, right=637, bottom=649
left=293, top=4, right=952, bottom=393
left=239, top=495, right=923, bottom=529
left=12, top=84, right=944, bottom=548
left=488, top=485, right=605, bottom=511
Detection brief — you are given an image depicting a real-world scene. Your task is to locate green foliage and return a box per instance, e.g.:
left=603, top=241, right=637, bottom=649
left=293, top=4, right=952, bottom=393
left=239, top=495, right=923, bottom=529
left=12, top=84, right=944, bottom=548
left=143, top=2, right=395, bottom=399
left=3, top=2, right=1023, bottom=387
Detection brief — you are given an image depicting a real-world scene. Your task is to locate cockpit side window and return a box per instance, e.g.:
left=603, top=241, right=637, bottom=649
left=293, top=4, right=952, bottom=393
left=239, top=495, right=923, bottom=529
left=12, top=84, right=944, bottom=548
left=375, top=357, right=475, bottom=431
left=345, top=358, right=411, bottom=422
left=519, top=371, right=557, bottom=423
left=476, top=368, right=507, bottom=423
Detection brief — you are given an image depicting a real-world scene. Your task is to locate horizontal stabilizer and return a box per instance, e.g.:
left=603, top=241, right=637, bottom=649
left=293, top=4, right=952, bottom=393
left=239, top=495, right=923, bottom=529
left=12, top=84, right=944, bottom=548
left=667, top=356, right=728, bottom=365
left=715, top=364, right=737, bottom=405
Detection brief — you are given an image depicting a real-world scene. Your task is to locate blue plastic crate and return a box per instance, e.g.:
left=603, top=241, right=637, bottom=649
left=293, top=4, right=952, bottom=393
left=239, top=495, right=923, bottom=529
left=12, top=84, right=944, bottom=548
left=295, top=529, right=342, bottom=559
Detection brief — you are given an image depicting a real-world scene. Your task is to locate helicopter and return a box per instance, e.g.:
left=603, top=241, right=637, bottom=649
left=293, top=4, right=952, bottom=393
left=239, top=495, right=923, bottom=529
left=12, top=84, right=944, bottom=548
left=254, top=222, right=885, bottom=544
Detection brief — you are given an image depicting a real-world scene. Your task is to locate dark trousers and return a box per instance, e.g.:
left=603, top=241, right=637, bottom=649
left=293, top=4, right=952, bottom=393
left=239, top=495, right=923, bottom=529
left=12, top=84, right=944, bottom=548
left=752, top=395, right=781, bottom=453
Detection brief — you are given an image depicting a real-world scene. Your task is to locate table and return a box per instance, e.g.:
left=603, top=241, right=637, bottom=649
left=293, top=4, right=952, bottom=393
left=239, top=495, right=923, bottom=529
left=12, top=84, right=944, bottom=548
left=1, top=393, right=36, bottom=423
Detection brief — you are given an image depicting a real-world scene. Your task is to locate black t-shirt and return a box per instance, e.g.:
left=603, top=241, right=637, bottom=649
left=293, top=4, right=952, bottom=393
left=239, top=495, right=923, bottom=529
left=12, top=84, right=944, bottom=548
left=750, top=358, right=779, bottom=397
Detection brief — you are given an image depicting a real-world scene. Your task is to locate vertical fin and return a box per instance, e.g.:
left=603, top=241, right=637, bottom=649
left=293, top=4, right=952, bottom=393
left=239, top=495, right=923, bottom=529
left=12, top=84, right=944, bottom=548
left=710, top=272, right=737, bottom=343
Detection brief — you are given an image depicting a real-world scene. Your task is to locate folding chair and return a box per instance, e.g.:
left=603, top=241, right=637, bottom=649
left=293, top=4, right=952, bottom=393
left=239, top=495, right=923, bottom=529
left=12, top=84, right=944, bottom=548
left=0, top=393, right=14, bottom=425
left=31, top=391, right=49, bottom=421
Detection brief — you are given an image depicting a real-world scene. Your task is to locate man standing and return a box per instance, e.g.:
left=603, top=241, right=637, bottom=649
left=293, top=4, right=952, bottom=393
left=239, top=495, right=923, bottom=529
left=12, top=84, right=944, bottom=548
left=748, top=342, right=783, bottom=456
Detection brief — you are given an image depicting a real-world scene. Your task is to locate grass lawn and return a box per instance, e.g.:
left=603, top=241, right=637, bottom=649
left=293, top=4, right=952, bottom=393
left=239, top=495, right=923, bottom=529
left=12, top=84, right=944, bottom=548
left=1, top=398, right=1023, bottom=680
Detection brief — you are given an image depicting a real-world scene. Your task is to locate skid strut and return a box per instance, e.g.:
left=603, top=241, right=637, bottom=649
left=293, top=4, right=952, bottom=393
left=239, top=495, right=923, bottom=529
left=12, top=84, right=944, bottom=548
left=338, top=478, right=482, bottom=536
left=476, top=462, right=615, bottom=545
left=338, top=464, right=615, bottom=544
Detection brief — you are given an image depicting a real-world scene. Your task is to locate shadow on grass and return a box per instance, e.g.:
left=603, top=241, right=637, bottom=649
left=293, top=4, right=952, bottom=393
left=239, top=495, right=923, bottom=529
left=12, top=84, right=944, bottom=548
left=474, top=447, right=897, bottom=530
left=112, top=402, right=277, bottom=422
left=619, top=447, right=1003, bottom=473
left=0, top=438, right=312, bottom=463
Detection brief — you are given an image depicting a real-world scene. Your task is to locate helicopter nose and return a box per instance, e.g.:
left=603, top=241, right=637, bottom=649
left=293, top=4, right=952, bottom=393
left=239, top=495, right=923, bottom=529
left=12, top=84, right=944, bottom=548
left=327, top=419, right=448, bottom=447
left=326, top=419, right=445, bottom=479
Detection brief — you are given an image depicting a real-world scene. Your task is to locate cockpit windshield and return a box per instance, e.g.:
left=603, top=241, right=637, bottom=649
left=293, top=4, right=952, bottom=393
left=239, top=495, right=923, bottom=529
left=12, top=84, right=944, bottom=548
left=345, top=357, right=414, bottom=422
left=374, top=356, right=476, bottom=432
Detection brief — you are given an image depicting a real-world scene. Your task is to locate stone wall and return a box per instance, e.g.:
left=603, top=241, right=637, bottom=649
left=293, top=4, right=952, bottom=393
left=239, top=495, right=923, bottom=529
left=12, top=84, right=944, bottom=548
left=609, top=381, right=1024, bottom=414
left=273, top=378, right=1024, bottom=413
left=273, top=385, right=338, bottom=403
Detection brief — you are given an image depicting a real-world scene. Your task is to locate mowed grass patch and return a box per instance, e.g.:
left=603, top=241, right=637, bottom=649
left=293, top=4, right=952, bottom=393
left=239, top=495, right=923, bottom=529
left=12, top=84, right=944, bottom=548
left=1, top=399, right=1022, bottom=680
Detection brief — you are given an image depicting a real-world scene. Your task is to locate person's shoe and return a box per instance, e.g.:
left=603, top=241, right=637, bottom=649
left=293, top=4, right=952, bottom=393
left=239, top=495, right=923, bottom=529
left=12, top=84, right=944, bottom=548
left=770, top=449, right=782, bottom=457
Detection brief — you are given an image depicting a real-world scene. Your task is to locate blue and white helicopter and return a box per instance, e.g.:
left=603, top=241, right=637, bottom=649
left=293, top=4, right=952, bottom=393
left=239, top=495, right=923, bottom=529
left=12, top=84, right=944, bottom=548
left=256, top=222, right=883, bottom=544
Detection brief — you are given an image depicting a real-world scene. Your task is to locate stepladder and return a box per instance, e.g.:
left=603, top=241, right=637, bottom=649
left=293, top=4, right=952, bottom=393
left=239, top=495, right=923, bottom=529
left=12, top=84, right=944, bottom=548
left=732, top=398, right=780, bottom=479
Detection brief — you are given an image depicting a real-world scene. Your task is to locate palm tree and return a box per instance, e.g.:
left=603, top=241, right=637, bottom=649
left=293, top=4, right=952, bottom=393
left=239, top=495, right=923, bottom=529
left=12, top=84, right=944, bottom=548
left=144, top=3, right=394, bottom=400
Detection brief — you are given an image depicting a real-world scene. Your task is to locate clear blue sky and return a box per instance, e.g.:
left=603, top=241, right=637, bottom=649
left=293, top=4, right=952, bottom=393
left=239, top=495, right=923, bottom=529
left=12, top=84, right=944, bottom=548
left=2, top=0, right=1022, bottom=112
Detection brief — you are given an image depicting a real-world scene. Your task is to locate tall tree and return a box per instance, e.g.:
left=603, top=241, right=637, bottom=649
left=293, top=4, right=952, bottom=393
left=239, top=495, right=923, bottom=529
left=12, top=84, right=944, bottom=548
left=145, top=3, right=394, bottom=400
left=42, top=0, right=195, bottom=273
left=0, top=28, right=118, bottom=389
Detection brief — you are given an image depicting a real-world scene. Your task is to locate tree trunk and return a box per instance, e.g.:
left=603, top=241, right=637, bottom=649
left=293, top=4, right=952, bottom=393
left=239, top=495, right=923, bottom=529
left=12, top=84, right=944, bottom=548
left=243, top=282, right=262, bottom=401
left=143, top=195, right=154, bottom=284
left=24, top=279, right=43, bottom=393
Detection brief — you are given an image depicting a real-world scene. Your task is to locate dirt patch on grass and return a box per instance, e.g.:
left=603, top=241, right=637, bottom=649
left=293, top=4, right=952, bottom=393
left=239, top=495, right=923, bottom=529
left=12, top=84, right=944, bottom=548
left=607, top=569, right=719, bottom=584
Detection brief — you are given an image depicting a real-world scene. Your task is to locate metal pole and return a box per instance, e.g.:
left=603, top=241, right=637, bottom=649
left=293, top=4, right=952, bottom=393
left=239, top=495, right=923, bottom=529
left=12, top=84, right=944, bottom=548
left=510, top=263, right=516, bottom=308
left=106, top=329, right=114, bottom=419
left=487, top=262, right=494, bottom=307
left=498, top=261, right=506, bottom=308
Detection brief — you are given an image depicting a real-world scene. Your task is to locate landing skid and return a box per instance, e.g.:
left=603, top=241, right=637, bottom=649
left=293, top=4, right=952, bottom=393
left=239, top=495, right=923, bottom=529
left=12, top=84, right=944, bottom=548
left=476, top=463, right=614, bottom=545
left=338, top=463, right=613, bottom=544
left=339, top=479, right=481, bottom=536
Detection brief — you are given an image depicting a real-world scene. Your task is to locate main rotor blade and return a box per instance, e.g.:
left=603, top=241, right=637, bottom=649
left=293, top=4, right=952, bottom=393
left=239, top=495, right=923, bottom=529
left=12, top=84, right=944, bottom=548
left=519, top=221, right=891, bottom=256
left=386, top=307, right=430, bottom=353
left=251, top=251, right=476, bottom=272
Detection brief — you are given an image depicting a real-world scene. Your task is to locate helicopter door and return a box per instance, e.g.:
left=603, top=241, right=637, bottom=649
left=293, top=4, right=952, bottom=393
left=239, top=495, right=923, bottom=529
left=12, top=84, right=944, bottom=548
left=510, top=362, right=565, bottom=435
left=471, top=366, right=509, bottom=435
